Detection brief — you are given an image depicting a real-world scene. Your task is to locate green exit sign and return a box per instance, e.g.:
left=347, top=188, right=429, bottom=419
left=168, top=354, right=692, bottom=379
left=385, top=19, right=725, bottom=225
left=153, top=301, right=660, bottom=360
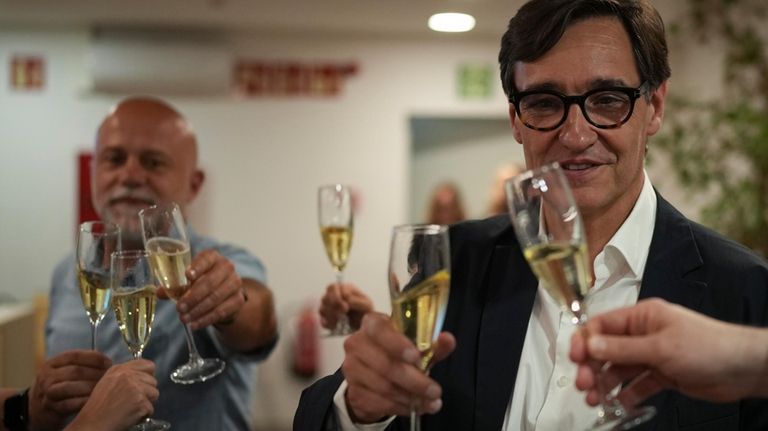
left=457, top=64, right=493, bottom=99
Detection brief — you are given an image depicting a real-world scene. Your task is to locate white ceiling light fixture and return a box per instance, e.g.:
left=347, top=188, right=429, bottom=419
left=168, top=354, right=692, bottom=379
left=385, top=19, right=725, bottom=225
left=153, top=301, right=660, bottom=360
left=428, top=12, right=476, bottom=33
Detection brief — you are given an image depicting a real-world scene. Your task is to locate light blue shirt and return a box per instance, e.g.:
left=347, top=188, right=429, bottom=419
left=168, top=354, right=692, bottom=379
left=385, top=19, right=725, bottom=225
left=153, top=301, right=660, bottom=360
left=46, top=229, right=273, bottom=430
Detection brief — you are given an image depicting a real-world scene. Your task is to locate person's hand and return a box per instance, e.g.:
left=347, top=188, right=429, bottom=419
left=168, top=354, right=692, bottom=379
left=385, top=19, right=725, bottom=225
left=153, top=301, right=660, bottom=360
left=155, top=249, right=276, bottom=352
left=319, top=283, right=374, bottom=331
left=28, top=350, right=112, bottom=431
left=570, top=298, right=768, bottom=406
left=157, top=249, right=245, bottom=330
left=64, top=359, right=159, bottom=431
left=342, top=312, right=456, bottom=423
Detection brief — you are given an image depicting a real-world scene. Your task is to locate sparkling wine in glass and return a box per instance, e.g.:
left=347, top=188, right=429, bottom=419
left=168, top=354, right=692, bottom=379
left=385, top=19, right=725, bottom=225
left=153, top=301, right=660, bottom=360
left=110, top=250, right=170, bottom=431
left=388, top=224, right=451, bottom=431
left=505, top=162, right=655, bottom=431
left=77, top=221, right=121, bottom=350
left=318, top=184, right=354, bottom=335
left=139, top=202, right=225, bottom=384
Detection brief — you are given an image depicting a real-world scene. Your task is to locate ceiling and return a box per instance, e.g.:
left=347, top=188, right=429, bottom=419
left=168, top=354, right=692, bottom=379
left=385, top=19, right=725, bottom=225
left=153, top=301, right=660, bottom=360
left=0, top=0, right=526, bottom=40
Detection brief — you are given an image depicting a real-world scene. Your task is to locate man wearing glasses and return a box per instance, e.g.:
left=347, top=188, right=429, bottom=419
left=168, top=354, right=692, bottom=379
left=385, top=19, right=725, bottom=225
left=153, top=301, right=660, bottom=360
left=295, top=0, right=768, bottom=430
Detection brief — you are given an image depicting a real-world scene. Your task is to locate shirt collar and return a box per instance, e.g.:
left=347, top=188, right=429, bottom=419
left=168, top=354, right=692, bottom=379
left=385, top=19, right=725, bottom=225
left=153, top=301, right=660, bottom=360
left=600, top=170, right=657, bottom=279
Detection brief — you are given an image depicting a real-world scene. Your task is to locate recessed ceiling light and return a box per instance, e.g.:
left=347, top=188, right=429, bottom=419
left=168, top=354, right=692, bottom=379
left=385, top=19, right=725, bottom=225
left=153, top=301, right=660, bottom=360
left=428, top=13, right=476, bottom=33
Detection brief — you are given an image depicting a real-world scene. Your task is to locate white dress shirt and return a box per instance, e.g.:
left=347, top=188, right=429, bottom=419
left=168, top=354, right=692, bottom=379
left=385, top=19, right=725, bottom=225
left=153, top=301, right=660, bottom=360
left=334, top=173, right=657, bottom=431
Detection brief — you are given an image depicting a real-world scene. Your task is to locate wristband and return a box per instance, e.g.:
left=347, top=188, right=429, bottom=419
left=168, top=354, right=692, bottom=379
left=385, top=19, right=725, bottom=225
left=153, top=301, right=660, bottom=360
left=3, top=388, right=29, bottom=431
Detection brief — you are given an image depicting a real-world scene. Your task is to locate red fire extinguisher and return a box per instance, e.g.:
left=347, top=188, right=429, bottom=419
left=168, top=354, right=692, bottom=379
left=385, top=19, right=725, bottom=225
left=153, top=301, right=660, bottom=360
left=292, top=304, right=319, bottom=378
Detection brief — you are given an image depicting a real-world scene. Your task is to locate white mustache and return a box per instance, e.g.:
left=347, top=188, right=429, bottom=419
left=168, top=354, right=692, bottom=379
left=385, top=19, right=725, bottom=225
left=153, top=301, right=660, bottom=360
left=107, top=188, right=157, bottom=206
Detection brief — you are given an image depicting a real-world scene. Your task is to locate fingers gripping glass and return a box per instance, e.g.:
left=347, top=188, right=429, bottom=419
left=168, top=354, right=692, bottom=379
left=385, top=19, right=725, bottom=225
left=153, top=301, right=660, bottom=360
left=139, top=203, right=225, bottom=384
left=505, top=163, right=655, bottom=431
left=388, top=224, right=450, bottom=431
left=110, top=250, right=170, bottom=431
left=509, top=83, right=648, bottom=131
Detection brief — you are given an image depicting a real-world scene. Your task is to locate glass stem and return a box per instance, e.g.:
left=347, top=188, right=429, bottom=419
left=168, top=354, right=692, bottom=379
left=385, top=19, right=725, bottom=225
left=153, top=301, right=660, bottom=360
left=596, top=363, right=626, bottom=422
left=410, top=407, right=420, bottom=431
left=334, top=271, right=351, bottom=334
left=183, top=323, right=203, bottom=363
left=134, top=351, right=154, bottom=426
left=578, top=316, right=627, bottom=424
left=91, top=322, right=98, bottom=351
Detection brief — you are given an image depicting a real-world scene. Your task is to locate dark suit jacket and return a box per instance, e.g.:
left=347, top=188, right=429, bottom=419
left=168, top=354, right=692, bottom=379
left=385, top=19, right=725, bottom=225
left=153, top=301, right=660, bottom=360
left=294, top=194, right=768, bottom=431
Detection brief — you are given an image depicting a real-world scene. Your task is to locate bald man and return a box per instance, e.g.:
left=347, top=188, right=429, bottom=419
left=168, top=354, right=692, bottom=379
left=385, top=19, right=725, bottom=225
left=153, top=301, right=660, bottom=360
left=45, top=97, right=277, bottom=430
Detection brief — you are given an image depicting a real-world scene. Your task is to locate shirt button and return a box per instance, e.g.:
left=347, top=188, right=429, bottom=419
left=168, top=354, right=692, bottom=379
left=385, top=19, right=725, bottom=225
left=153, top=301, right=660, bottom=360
left=557, top=376, right=570, bottom=388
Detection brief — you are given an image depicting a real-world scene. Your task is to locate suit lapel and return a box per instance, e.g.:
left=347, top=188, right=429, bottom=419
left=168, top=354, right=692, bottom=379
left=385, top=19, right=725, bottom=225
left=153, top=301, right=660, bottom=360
left=425, top=216, right=525, bottom=431
left=634, top=194, right=706, bottom=430
left=474, top=227, right=538, bottom=430
left=638, top=194, right=706, bottom=308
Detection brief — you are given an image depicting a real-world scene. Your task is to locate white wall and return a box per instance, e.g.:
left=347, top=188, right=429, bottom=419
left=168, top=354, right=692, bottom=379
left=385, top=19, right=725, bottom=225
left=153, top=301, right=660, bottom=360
left=0, top=28, right=108, bottom=302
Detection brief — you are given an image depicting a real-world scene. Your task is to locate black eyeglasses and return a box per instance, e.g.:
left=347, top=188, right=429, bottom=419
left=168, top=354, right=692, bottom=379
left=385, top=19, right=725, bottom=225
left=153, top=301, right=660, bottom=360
left=509, top=82, right=649, bottom=132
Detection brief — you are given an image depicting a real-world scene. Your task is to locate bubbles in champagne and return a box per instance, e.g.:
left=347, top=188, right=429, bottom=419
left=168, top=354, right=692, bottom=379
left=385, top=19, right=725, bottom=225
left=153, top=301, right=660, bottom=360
left=524, top=242, right=591, bottom=322
left=77, top=268, right=111, bottom=324
left=391, top=270, right=450, bottom=370
left=320, top=226, right=353, bottom=272
left=113, top=285, right=157, bottom=357
left=146, top=237, right=191, bottom=301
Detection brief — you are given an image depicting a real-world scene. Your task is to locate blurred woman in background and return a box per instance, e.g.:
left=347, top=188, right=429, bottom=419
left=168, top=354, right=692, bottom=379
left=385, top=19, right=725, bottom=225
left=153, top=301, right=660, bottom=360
left=426, top=182, right=466, bottom=225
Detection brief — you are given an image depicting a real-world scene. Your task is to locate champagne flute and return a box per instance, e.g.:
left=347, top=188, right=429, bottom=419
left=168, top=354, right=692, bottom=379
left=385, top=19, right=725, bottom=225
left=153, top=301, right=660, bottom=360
left=139, top=202, right=225, bottom=384
left=388, top=224, right=451, bottom=431
left=110, top=250, right=170, bottom=431
left=318, top=184, right=354, bottom=335
left=505, top=162, right=656, bottom=431
left=76, top=221, right=121, bottom=350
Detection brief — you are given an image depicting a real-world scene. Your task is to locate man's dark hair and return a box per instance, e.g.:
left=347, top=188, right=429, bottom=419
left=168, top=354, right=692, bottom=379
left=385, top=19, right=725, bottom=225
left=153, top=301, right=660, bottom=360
left=499, top=0, right=671, bottom=96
